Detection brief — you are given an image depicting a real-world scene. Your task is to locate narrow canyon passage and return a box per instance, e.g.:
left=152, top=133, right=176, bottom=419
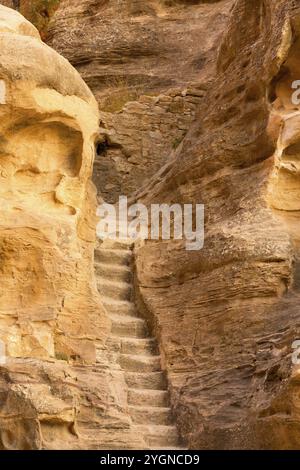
left=94, top=236, right=184, bottom=450
left=3, top=0, right=300, bottom=451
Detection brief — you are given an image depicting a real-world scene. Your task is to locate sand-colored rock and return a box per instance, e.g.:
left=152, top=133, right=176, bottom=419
left=48, top=0, right=232, bottom=102
left=95, top=236, right=185, bottom=449
left=0, top=1, right=39, bottom=37
left=0, top=1, right=60, bottom=39
left=131, top=0, right=300, bottom=449
left=95, top=86, right=206, bottom=203
left=4, top=0, right=300, bottom=451
left=0, top=5, right=142, bottom=450
left=0, top=4, right=101, bottom=363
left=47, top=0, right=233, bottom=201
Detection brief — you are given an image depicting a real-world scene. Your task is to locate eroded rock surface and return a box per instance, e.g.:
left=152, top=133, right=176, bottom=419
left=4, top=0, right=300, bottom=451
left=48, top=0, right=231, bottom=103
left=95, top=86, right=206, bottom=203
left=0, top=1, right=60, bottom=38
left=0, top=5, right=143, bottom=450
left=47, top=0, right=233, bottom=200
left=132, top=0, right=300, bottom=449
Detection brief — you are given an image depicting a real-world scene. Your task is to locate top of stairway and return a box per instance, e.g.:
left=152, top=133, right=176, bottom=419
left=98, top=237, right=135, bottom=250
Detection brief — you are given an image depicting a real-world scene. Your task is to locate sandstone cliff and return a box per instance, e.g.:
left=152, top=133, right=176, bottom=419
left=46, top=0, right=300, bottom=449
left=3, top=0, right=300, bottom=451
left=0, top=5, right=144, bottom=450
left=47, top=0, right=233, bottom=202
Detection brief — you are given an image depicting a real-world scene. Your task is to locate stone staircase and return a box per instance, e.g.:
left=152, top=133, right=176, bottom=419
left=94, top=237, right=184, bottom=450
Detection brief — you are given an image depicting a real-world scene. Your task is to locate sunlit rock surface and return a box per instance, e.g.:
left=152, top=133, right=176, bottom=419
left=0, top=5, right=143, bottom=450
left=3, top=0, right=300, bottom=450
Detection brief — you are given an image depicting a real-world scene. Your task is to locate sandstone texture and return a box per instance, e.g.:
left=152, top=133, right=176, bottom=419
left=0, top=5, right=143, bottom=450
left=0, top=1, right=60, bottom=38
left=48, top=0, right=231, bottom=102
left=132, top=0, right=300, bottom=450
left=94, top=235, right=184, bottom=449
left=95, top=86, right=206, bottom=203
left=47, top=0, right=233, bottom=201
left=3, top=0, right=300, bottom=452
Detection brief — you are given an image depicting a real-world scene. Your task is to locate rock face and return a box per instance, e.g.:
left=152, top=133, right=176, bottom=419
left=3, top=0, right=300, bottom=451
left=95, top=86, right=206, bottom=203
left=132, top=0, right=300, bottom=449
left=0, top=3, right=101, bottom=364
left=0, top=5, right=142, bottom=450
left=48, top=0, right=231, bottom=102
left=0, top=1, right=60, bottom=39
left=47, top=0, right=233, bottom=201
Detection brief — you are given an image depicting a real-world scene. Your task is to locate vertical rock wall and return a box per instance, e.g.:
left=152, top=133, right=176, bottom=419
left=47, top=0, right=233, bottom=201
left=133, top=0, right=300, bottom=449
left=0, top=5, right=143, bottom=450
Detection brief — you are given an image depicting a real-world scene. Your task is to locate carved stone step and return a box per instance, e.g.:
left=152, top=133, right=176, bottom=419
left=97, top=279, right=132, bottom=301
left=121, top=338, right=158, bottom=355
left=94, top=237, right=182, bottom=449
left=100, top=238, right=134, bottom=250
left=129, top=406, right=173, bottom=425
left=110, top=314, right=148, bottom=338
left=126, top=372, right=167, bottom=390
left=95, top=248, right=132, bottom=266
left=132, top=425, right=179, bottom=447
left=128, top=389, right=169, bottom=407
left=102, top=297, right=137, bottom=317
left=120, top=354, right=161, bottom=373
left=95, top=261, right=132, bottom=282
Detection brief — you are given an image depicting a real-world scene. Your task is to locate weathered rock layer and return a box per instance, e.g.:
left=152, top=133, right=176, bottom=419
left=47, top=0, right=233, bottom=201
left=3, top=0, right=300, bottom=451
left=0, top=5, right=136, bottom=450
left=133, top=0, right=300, bottom=449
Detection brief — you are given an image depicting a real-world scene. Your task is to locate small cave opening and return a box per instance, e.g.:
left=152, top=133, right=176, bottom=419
left=96, top=138, right=109, bottom=157
left=12, top=0, right=20, bottom=11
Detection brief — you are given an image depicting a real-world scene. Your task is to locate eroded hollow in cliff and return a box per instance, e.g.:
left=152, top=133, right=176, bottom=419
left=7, top=120, right=83, bottom=177
left=0, top=114, right=84, bottom=215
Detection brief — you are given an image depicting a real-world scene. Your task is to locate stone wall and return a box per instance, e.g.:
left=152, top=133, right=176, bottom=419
left=95, top=85, right=206, bottom=202
left=47, top=0, right=233, bottom=201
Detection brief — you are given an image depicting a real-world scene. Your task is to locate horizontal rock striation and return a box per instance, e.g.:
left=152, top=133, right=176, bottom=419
left=132, top=0, right=300, bottom=449
left=0, top=5, right=137, bottom=450
left=47, top=0, right=233, bottom=200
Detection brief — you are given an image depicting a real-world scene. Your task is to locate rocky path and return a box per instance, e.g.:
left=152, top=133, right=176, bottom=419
left=95, top=237, right=184, bottom=450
